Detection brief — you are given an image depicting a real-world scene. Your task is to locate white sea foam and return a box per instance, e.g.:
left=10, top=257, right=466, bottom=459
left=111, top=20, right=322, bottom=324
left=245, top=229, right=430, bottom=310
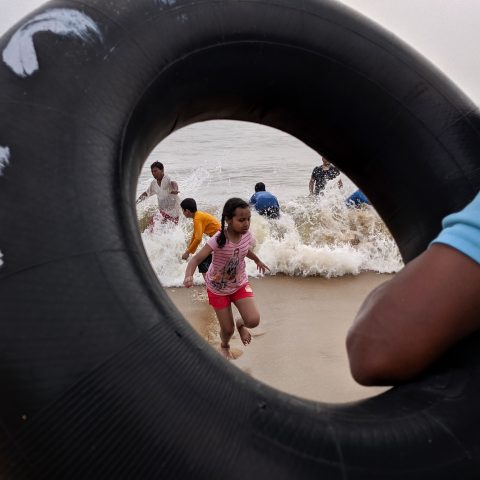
left=138, top=183, right=402, bottom=288
left=136, top=121, right=403, bottom=287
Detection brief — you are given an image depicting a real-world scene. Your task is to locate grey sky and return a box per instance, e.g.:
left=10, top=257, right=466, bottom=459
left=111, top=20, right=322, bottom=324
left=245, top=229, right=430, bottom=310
left=1, top=0, right=480, bottom=105
left=338, top=0, right=480, bottom=106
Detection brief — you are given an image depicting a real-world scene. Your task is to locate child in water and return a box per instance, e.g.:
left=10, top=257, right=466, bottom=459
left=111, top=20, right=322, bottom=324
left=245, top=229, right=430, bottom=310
left=184, top=198, right=270, bottom=358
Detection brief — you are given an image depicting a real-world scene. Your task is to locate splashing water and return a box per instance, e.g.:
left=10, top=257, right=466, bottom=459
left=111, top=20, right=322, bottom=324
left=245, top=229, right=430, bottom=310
left=137, top=178, right=403, bottom=288
left=136, top=120, right=403, bottom=286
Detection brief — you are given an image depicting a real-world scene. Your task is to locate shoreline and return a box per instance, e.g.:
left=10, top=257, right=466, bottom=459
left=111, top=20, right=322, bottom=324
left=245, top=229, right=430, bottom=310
left=166, top=272, right=392, bottom=403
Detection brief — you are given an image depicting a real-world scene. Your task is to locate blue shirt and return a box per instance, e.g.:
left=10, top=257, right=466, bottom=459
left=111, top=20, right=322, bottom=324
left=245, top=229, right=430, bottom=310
left=346, top=190, right=370, bottom=207
left=432, top=191, right=480, bottom=264
left=249, top=191, right=280, bottom=212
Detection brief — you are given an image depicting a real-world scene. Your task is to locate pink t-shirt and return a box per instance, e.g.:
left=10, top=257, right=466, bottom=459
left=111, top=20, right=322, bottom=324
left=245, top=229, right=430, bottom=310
left=205, top=230, right=254, bottom=295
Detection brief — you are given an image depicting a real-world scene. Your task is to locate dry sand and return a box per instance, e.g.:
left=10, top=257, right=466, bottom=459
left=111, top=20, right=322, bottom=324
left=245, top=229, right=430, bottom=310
left=166, top=272, right=393, bottom=403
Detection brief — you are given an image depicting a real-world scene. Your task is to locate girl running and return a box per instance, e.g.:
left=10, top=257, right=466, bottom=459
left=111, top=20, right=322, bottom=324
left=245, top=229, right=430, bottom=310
left=184, top=198, right=270, bottom=358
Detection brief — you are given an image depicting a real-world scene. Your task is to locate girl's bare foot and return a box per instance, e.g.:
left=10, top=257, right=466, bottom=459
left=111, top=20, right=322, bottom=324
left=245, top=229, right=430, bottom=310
left=236, top=320, right=252, bottom=346
left=219, top=344, right=243, bottom=360
left=220, top=343, right=231, bottom=359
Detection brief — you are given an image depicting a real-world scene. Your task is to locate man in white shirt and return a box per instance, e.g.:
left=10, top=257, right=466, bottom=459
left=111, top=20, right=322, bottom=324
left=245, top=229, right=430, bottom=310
left=136, top=161, right=181, bottom=224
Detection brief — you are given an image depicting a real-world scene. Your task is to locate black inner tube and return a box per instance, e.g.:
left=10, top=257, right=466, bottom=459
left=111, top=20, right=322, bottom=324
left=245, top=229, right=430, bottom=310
left=1, top=0, right=480, bottom=478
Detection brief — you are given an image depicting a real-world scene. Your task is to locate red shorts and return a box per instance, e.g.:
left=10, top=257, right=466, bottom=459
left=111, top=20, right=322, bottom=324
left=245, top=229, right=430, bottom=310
left=147, top=211, right=179, bottom=232
left=207, top=283, right=254, bottom=310
left=159, top=211, right=179, bottom=224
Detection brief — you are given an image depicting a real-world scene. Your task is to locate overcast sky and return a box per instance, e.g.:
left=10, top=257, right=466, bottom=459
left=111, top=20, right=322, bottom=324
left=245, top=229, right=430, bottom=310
left=2, top=0, right=480, bottom=105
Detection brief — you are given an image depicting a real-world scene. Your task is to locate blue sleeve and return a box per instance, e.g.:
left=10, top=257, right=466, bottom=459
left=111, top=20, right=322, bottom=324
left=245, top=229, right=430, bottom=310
left=250, top=193, right=257, bottom=205
left=432, top=191, right=480, bottom=264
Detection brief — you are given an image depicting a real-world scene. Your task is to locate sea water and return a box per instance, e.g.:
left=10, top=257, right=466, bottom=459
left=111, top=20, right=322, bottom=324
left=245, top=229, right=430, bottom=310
left=136, top=120, right=403, bottom=287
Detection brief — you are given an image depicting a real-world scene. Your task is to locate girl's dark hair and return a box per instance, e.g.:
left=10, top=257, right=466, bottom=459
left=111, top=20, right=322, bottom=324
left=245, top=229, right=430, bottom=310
left=217, top=198, right=249, bottom=248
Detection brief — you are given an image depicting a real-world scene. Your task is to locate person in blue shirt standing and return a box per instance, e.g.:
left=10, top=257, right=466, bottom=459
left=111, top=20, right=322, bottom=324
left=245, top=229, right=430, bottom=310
left=249, top=182, right=280, bottom=219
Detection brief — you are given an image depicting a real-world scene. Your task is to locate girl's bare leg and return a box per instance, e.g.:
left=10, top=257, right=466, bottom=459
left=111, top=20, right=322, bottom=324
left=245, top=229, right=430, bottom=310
left=233, top=297, right=260, bottom=345
left=214, top=307, right=235, bottom=357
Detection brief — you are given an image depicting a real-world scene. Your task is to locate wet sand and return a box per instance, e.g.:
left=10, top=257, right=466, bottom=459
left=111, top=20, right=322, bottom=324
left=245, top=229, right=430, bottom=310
left=166, top=272, right=393, bottom=403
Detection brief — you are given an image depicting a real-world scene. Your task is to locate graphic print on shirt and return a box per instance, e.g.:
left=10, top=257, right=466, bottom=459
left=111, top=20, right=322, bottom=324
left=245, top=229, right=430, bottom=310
left=312, top=166, right=340, bottom=194
left=210, top=248, right=240, bottom=290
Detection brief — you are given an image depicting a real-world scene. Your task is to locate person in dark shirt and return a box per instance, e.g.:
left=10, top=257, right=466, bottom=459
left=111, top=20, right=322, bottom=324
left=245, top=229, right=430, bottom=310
left=249, top=182, right=280, bottom=219
left=309, top=157, right=343, bottom=195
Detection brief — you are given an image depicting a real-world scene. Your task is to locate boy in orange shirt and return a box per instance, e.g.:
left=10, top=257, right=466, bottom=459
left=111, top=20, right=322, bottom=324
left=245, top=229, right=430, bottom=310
left=180, top=198, right=221, bottom=278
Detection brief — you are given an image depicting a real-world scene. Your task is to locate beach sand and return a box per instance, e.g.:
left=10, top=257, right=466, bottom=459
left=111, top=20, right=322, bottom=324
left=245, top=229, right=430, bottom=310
left=166, top=272, right=393, bottom=403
